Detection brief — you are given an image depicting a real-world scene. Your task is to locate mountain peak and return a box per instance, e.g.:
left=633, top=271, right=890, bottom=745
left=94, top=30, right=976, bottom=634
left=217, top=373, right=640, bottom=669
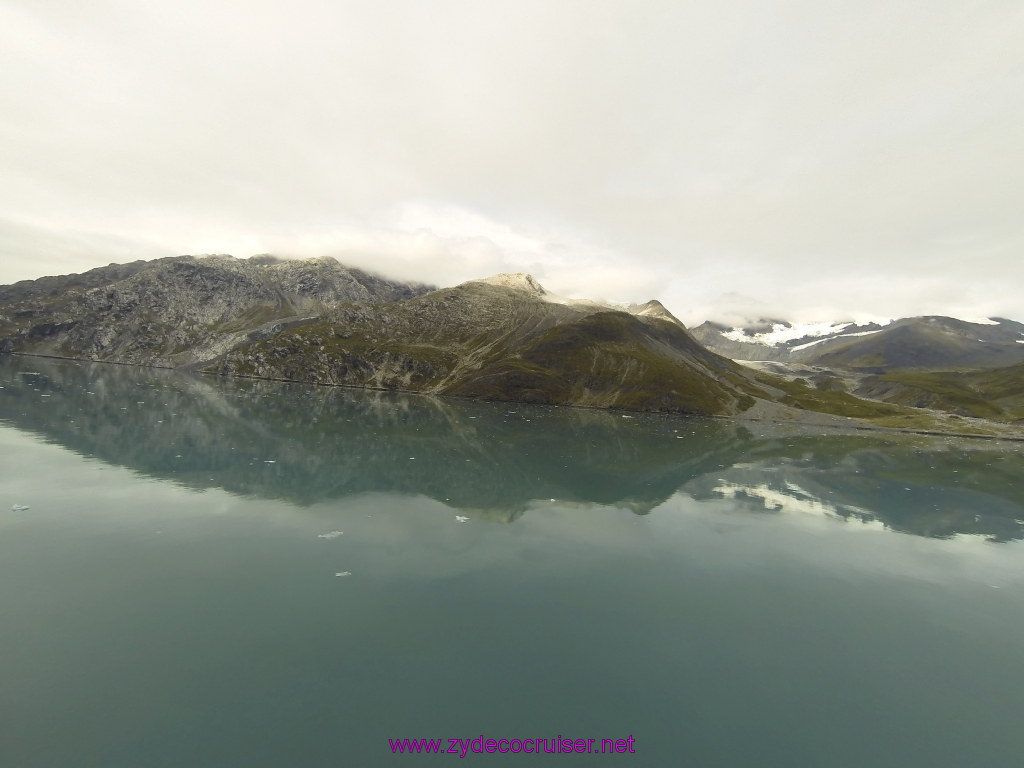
left=470, top=273, right=547, bottom=295
left=626, top=300, right=686, bottom=328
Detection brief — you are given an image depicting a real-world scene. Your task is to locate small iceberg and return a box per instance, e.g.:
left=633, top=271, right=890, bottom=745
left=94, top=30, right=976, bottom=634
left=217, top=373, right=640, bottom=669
left=11, top=504, right=30, bottom=511
left=455, top=515, right=469, bottom=523
left=334, top=571, right=352, bottom=577
left=317, top=530, right=344, bottom=539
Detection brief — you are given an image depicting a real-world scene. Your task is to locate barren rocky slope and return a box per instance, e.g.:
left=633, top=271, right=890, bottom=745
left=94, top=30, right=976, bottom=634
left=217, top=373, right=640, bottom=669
left=0, top=255, right=431, bottom=365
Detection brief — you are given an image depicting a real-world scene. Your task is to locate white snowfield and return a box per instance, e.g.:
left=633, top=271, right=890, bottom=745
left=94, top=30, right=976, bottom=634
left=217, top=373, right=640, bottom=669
left=790, top=329, right=884, bottom=352
left=721, top=322, right=854, bottom=347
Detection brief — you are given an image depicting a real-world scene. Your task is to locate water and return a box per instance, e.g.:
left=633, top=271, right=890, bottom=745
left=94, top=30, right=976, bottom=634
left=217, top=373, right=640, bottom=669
left=2, top=356, right=1023, bottom=767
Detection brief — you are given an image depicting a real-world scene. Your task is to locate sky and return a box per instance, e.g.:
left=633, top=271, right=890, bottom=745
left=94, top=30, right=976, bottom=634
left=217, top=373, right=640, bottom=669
left=1, top=0, right=1022, bottom=327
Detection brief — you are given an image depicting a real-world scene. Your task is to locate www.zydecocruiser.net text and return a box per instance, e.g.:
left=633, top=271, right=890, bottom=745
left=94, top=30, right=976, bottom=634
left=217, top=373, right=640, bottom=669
left=389, top=735, right=637, bottom=757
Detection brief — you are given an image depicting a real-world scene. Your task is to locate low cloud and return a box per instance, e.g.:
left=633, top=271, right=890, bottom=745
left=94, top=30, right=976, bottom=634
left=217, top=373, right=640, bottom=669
left=1, top=1, right=1022, bottom=325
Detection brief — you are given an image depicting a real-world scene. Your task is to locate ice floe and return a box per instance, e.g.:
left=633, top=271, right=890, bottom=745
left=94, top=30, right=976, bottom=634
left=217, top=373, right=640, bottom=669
left=455, top=515, right=469, bottom=523
left=11, top=504, right=30, bottom=511
left=317, top=530, right=344, bottom=539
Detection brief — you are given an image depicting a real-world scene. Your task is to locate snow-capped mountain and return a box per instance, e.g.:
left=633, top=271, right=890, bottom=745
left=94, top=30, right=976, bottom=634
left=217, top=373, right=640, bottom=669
left=691, top=316, right=1024, bottom=369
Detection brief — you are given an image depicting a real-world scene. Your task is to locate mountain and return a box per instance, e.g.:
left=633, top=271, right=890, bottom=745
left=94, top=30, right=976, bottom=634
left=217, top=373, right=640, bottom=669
left=1, top=256, right=767, bottom=416
left=692, top=316, right=1024, bottom=370
left=690, top=318, right=870, bottom=362
left=207, top=271, right=764, bottom=414
left=5, top=256, right=1022, bottom=432
left=811, top=317, right=1024, bottom=370
left=0, top=254, right=432, bottom=365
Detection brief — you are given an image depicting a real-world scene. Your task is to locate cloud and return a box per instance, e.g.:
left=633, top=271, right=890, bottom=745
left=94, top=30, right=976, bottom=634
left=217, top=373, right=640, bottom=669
left=262, top=201, right=667, bottom=303
left=1, top=0, right=1022, bottom=324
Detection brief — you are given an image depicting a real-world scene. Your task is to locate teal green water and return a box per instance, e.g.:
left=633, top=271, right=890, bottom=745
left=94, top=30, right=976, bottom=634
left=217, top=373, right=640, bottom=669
left=2, top=356, right=1024, bottom=767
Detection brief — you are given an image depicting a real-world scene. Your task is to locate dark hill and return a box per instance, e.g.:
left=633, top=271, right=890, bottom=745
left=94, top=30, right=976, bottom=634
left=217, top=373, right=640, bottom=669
left=810, top=318, right=1024, bottom=371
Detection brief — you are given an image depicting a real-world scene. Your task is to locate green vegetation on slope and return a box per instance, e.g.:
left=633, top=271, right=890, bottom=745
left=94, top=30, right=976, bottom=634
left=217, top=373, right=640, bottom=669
left=809, top=322, right=1024, bottom=370
left=871, top=363, right=1024, bottom=422
left=447, top=312, right=748, bottom=413
left=752, top=372, right=904, bottom=418
left=214, top=308, right=762, bottom=416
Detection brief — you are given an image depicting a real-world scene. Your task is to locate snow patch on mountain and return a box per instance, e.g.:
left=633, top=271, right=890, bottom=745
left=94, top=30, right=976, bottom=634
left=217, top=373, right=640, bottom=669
left=721, top=322, right=852, bottom=347
left=790, top=329, right=884, bottom=352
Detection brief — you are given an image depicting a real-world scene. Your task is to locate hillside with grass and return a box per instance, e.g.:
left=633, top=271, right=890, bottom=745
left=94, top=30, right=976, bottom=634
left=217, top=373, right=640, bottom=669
left=855, top=363, right=1024, bottom=423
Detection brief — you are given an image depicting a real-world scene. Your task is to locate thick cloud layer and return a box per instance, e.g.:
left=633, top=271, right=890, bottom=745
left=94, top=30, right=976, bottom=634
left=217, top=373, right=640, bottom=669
left=2, top=0, right=1021, bottom=325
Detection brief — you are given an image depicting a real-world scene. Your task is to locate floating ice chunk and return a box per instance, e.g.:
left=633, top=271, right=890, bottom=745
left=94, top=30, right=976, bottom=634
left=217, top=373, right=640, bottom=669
left=264, top=460, right=276, bottom=464
left=11, top=504, right=30, bottom=511
left=317, top=530, right=344, bottom=539
left=335, top=571, right=352, bottom=577
left=455, top=515, right=469, bottom=523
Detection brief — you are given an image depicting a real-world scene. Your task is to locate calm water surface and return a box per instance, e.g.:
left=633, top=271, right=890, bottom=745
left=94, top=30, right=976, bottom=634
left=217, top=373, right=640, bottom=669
left=2, top=356, right=1023, bottom=767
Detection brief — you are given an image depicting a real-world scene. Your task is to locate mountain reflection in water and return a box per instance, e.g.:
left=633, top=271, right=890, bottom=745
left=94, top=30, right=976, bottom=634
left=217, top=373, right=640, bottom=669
left=2, top=354, right=1022, bottom=540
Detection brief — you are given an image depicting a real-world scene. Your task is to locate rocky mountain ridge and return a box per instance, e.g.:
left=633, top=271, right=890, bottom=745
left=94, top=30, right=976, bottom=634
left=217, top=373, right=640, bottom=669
left=0, top=254, right=432, bottom=366
left=1, top=255, right=769, bottom=416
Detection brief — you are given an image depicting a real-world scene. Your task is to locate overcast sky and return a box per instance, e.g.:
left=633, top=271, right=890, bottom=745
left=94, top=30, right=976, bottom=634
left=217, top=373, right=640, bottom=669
left=1, top=0, right=1022, bottom=326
